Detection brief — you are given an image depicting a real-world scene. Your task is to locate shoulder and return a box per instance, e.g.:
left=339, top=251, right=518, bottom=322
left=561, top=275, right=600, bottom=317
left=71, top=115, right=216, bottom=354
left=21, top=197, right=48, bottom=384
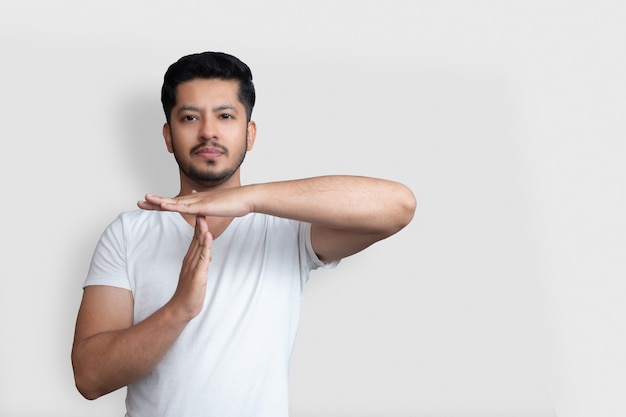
left=112, top=209, right=184, bottom=228
left=114, top=209, right=170, bottom=222
left=102, top=210, right=189, bottom=241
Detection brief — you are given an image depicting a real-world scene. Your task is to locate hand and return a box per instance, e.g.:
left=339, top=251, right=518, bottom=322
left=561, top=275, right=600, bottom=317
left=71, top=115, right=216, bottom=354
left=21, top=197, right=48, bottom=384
left=168, top=215, right=213, bottom=322
left=137, top=187, right=254, bottom=218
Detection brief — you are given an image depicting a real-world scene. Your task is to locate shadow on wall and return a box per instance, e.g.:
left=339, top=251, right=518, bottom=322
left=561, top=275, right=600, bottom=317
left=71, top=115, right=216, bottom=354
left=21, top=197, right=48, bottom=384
left=114, top=89, right=180, bottom=198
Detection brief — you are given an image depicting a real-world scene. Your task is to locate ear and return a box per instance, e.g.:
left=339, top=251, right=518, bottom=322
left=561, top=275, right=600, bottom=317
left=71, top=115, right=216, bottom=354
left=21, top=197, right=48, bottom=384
left=246, top=120, right=257, bottom=151
left=163, top=123, right=174, bottom=153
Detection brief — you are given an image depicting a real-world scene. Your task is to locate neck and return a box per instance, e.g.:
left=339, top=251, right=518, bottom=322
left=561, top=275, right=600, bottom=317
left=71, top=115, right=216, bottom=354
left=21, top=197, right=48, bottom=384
left=177, top=172, right=242, bottom=237
left=177, top=170, right=242, bottom=197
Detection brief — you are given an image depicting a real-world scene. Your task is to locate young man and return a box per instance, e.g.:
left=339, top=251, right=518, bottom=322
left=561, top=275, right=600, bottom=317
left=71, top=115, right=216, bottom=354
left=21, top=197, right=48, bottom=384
left=72, top=51, right=416, bottom=417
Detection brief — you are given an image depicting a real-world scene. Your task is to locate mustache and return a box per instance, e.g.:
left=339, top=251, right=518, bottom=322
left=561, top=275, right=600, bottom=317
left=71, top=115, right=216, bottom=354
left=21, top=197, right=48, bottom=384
left=191, top=140, right=228, bottom=155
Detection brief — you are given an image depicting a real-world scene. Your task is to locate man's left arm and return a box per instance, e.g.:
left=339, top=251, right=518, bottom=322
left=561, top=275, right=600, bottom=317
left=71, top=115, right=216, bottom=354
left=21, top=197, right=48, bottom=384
left=251, top=176, right=416, bottom=263
left=139, top=175, right=417, bottom=262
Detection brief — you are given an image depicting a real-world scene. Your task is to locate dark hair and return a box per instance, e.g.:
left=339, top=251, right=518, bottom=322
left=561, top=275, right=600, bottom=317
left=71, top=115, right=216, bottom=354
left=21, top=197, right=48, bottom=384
left=161, top=51, right=256, bottom=123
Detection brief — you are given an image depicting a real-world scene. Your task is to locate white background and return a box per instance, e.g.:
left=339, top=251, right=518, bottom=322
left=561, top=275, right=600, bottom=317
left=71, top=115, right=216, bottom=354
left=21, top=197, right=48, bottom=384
left=0, top=1, right=624, bottom=417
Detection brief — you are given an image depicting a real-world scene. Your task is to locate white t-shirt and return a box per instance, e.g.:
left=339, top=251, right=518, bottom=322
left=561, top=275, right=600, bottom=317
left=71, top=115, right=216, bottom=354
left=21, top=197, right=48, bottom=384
left=85, top=210, right=335, bottom=417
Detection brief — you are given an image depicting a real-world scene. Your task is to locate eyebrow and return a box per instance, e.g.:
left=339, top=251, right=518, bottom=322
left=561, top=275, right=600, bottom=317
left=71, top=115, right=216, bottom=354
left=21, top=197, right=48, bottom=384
left=213, top=104, right=238, bottom=112
left=177, top=104, right=239, bottom=114
left=178, top=105, right=202, bottom=114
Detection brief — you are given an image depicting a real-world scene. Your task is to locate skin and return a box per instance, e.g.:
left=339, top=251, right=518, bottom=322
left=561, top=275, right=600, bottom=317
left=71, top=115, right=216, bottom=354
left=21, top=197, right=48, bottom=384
left=72, top=77, right=417, bottom=400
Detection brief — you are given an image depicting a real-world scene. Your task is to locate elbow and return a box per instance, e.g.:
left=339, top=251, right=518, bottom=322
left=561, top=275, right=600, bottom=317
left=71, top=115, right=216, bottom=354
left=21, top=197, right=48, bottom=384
left=392, top=183, right=417, bottom=232
left=77, top=388, right=101, bottom=401
left=370, top=184, right=417, bottom=239
left=75, top=379, right=102, bottom=401
left=74, top=368, right=104, bottom=401
left=72, top=355, right=106, bottom=401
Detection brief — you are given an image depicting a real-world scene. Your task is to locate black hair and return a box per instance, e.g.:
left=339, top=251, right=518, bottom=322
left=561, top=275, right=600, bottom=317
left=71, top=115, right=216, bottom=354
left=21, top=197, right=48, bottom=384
left=161, top=51, right=255, bottom=123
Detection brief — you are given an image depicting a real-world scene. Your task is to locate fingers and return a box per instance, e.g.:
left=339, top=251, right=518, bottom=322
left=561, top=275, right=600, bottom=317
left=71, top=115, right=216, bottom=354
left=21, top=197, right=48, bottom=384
left=185, top=216, right=212, bottom=267
left=137, top=194, right=199, bottom=213
left=137, top=194, right=178, bottom=211
left=181, top=216, right=212, bottom=283
left=172, top=215, right=212, bottom=321
left=194, top=215, right=212, bottom=261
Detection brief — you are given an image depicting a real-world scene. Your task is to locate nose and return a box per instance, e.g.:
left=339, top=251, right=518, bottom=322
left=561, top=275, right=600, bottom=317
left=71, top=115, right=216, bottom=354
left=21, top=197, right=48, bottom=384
left=199, top=117, right=218, bottom=141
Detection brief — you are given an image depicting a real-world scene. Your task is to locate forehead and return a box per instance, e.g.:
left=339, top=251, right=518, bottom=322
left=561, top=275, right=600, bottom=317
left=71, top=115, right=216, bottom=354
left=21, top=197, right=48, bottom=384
left=174, top=78, right=241, bottom=107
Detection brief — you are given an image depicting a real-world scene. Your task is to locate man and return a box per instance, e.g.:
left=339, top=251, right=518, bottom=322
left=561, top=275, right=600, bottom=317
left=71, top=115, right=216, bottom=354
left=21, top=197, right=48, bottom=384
left=72, top=51, right=416, bottom=417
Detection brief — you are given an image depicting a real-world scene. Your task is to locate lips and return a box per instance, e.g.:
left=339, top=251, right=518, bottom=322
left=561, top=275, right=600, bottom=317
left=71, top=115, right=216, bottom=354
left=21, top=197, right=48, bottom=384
left=195, top=147, right=223, bottom=157
left=193, top=142, right=227, bottom=158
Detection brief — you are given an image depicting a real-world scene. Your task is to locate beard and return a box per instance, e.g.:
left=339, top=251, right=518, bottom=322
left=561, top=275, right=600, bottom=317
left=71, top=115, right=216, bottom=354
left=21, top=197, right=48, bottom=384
left=171, top=135, right=248, bottom=186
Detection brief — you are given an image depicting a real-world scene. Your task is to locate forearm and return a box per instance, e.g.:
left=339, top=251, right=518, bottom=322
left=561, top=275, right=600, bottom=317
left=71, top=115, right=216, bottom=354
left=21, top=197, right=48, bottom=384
left=72, top=304, right=187, bottom=400
left=249, top=175, right=416, bottom=236
left=139, top=175, right=416, bottom=237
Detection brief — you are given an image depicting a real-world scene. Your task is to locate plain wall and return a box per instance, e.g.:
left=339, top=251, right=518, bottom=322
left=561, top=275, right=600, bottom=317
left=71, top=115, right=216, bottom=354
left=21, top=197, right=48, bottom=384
left=0, top=1, right=623, bottom=416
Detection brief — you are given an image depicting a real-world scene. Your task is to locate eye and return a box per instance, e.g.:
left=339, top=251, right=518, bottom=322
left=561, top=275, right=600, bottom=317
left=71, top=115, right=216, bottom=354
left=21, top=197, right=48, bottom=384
left=182, top=114, right=198, bottom=122
left=219, top=113, right=233, bottom=119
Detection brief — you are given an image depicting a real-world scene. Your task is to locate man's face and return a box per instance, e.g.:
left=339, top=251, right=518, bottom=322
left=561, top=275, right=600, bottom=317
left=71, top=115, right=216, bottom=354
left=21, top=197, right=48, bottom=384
left=164, top=78, right=256, bottom=187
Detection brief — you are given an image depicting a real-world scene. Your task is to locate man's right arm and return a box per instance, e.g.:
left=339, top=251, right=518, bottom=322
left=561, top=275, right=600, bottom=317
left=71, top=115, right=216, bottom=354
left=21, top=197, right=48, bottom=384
left=71, top=216, right=212, bottom=400
left=71, top=286, right=189, bottom=399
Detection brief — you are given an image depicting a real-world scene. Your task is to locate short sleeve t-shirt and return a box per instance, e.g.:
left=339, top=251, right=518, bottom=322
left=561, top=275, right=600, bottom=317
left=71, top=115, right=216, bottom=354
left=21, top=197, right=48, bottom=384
left=85, top=210, right=335, bottom=417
